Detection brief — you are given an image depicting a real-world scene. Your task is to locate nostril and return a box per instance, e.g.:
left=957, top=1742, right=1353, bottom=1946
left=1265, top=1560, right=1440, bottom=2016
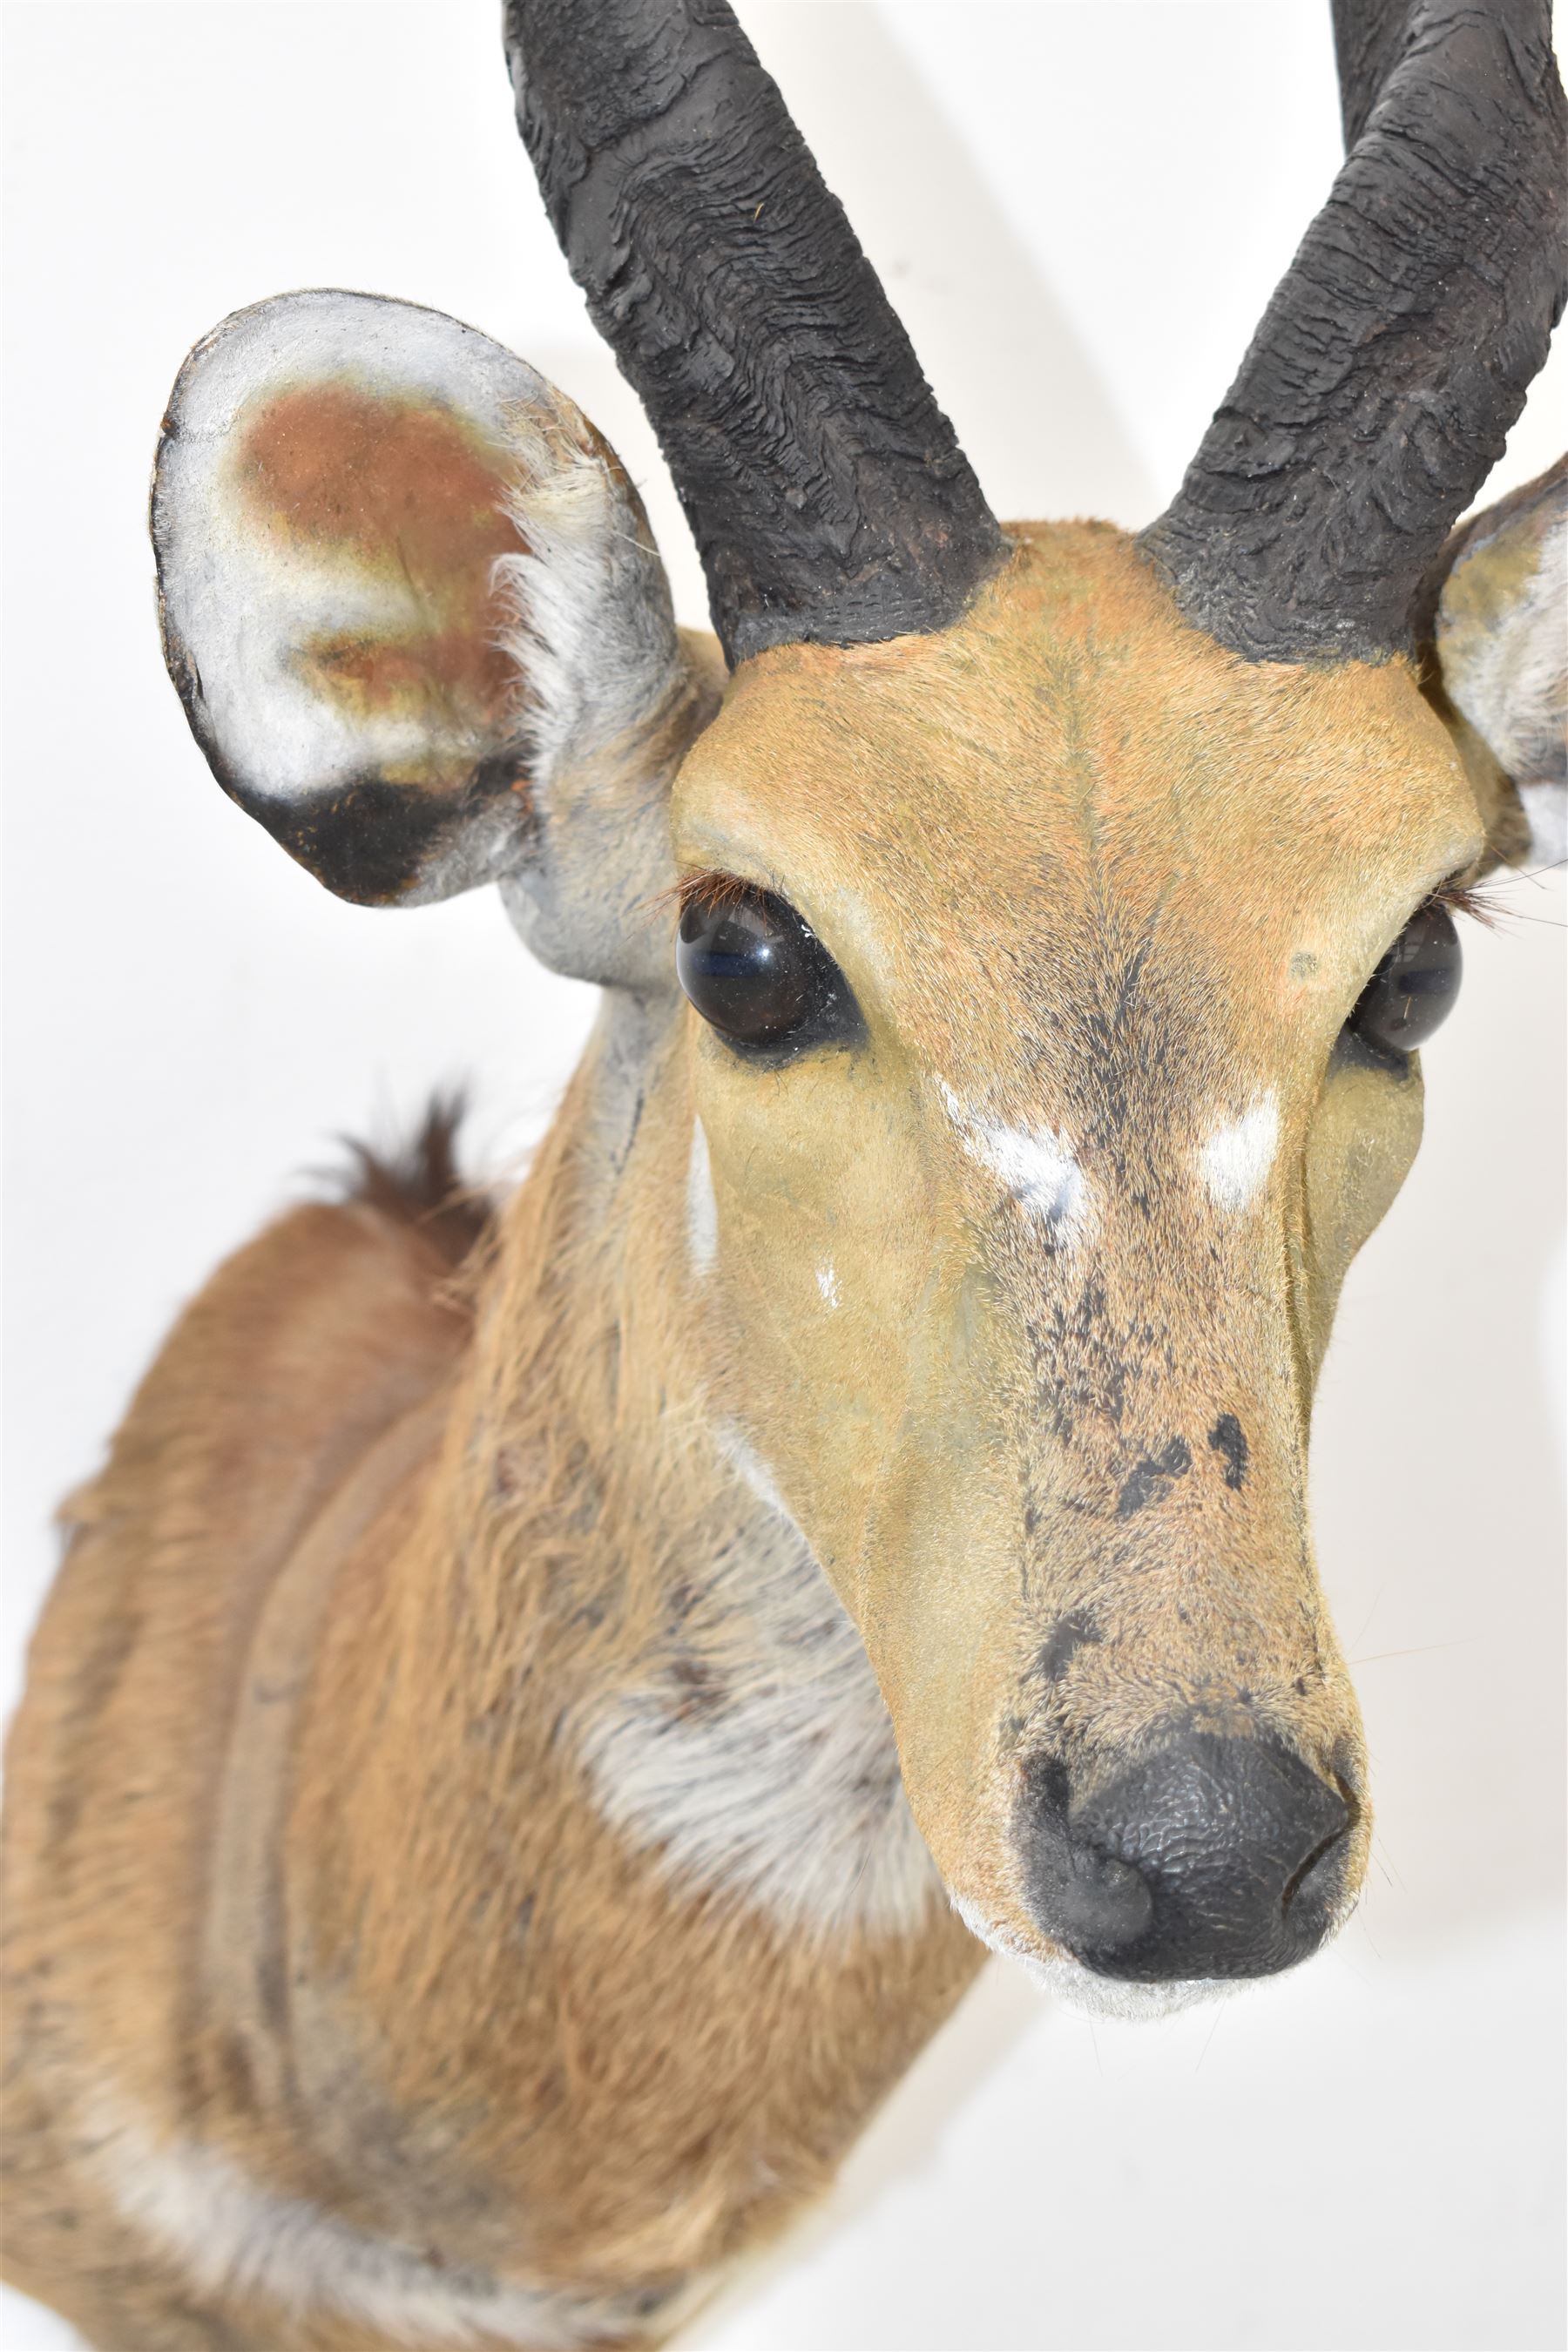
left=1281, top=1774, right=1357, bottom=1917
left=1025, top=1816, right=1155, bottom=1952
left=1281, top=1819, right=1349, bottom=1916
left=1017, top=1752, right=1153, bottom=1952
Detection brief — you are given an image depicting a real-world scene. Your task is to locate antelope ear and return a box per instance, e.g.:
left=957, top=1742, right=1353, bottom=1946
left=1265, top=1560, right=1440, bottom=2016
left=1428, top=457, right=1566, bottom=870
left=153, top=289, right=718, bottom=981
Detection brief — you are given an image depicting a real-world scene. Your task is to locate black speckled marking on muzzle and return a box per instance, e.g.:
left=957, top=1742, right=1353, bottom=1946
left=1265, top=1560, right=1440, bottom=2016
left=1031, top=1611, right=1103, bottom=1685
left=1115, top=1436, right=1191, bottom=1519
left=1206, top=1414, right=1249, bottom=1490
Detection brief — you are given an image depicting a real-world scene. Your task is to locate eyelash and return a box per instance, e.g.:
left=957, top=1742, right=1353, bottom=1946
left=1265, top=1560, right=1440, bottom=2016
left=1431, top=876, right=1502, bottom=930
left=664, top=869, right=1503, bottom=943
left=642, top=868, right=758, bottom=929
left=672, top=868, right=754, bottom=922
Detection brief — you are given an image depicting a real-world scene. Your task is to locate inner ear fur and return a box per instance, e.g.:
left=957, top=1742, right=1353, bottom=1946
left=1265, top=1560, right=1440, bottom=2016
left=153, top=289, right=718, bottom=952
left=1420, top=456, right=1567, bottom=874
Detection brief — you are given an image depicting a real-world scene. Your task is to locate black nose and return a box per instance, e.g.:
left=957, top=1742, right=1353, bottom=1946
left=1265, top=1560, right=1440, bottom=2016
left=1019, top=1734, right=1355, bottom=1980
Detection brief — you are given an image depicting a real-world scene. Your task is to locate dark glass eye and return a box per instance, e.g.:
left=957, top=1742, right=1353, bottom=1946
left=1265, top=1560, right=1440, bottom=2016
left=676, top=881, right=857, bottom=1051
left=1345, top=900, right=1463, bottom=1058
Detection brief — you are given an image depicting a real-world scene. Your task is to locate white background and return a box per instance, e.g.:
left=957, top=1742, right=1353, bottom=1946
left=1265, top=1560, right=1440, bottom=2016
left=3, top=5, right=1564, bottom=2348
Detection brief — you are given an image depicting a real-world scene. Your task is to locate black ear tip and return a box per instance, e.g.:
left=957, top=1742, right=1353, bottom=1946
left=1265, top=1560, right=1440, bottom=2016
left=224, top=766, right=531, bottom=909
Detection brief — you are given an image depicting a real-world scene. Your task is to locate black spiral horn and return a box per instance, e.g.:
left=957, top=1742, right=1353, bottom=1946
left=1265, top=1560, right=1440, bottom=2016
left=504, top=0, right=1006, bottom=666
left=1143, top=0, right=1566, bottom=663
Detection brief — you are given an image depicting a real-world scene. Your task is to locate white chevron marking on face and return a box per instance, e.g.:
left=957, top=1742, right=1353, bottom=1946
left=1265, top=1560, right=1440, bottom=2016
left=938, top=1081, right=1092, bottom=1246
left=1198, top=1093, right=1281, bottom=1213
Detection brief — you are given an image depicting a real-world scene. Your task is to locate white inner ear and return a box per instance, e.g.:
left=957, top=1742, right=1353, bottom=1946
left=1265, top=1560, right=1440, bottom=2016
left=157, top=291, right=558, bottom=808
left=1441, top=501, right=1566, bottom=866
left=172, top=544, right=416, bottom=806
left=493, top=422, right=685, bottom=806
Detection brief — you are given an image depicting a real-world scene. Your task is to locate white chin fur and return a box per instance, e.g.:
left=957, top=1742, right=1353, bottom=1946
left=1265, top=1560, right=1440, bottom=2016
left=950, top=1893, right=1233, bottom=2020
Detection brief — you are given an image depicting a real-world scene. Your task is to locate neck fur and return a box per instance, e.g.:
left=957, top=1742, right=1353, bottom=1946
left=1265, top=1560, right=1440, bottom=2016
left=452, top=994, right=942, bottom=1943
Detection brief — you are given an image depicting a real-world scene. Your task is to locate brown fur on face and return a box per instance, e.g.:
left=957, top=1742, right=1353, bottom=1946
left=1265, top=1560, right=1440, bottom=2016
left=666, top=523, right=1483, bottom=1959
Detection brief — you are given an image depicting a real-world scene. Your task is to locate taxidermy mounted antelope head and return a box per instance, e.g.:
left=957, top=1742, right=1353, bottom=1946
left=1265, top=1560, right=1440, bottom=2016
left=3, top=3, right=1564, bottom=2345
left=153, top=2, right=1562, bottom=1996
